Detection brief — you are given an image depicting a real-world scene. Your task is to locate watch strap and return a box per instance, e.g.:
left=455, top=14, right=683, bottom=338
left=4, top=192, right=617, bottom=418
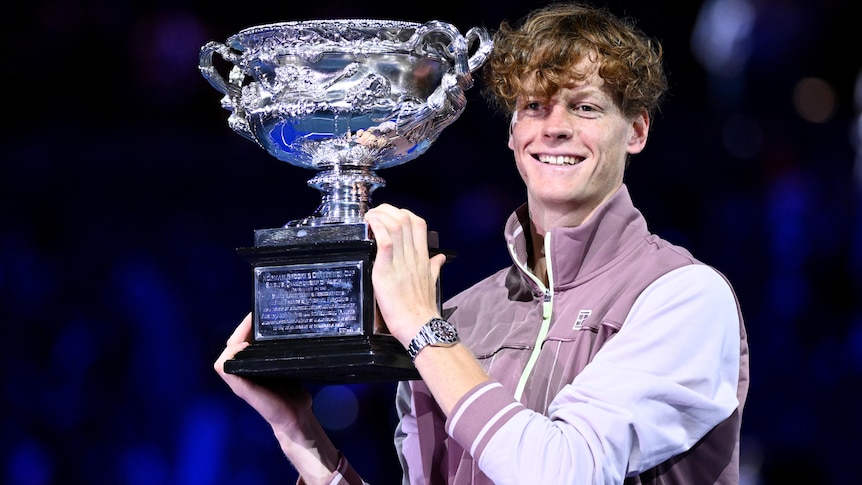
left=407, top=317, right=460, bottom=361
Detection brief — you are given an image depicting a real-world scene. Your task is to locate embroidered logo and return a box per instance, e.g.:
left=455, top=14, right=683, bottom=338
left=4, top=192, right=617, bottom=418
left=573, top=310, right=591, bottom=330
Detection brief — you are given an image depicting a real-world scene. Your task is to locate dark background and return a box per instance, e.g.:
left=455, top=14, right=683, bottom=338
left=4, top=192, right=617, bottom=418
left=2, top=0, right=859, bottom=484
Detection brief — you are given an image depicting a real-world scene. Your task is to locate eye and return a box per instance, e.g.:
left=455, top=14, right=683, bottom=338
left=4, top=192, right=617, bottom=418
left=571, top=103, right=601, bottom=118
left=518, top=100, right=548, bottom=118
left=525, top=101, right=543, bottom=111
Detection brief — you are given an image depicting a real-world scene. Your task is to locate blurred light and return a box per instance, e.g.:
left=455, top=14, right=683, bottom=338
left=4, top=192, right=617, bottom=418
left=793, top=77, right=837, bottom=124
left=856, top=68, right=862, bottom=111
left=314, top=385, right=359, bottom=431
left=130, top=9, right=209, bottom=98
left=691, top=0, right=755, bottom=76
left=177, top=399, right=227, bottom=485
left=120, top=445, right=168, bottom=485
left=853, top=69, right=862, bottom=188
left=722, top=113, right=763, bottom=159
left=5, top=440, right=53, bottom=485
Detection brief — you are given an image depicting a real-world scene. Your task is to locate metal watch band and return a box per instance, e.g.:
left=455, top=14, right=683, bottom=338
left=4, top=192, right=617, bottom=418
left=407, top=318, right=460, bottom=361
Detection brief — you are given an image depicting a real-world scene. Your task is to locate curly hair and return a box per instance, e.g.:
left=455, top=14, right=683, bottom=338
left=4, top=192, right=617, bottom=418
left=482, top=2, right=668, bottom=122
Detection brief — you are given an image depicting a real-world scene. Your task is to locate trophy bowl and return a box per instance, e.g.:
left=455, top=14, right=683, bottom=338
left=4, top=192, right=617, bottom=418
left=200, top=19, right=492, bottom=226
left=199, top=19, right=491, bottom=382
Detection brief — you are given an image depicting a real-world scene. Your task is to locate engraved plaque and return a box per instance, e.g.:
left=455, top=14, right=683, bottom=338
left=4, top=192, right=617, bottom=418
left=255, top=262, right=365, bottom=340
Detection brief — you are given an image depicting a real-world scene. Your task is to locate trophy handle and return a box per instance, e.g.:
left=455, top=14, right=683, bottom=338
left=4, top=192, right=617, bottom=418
left=464, top=27, right=493, bottom=73
left=199, top=41, right=258, bottom=143
left=391, top=23, right=492, bottom=145
left=198, top=41, right=243, bottom=97
left=411, top=22, right=492, bottom=90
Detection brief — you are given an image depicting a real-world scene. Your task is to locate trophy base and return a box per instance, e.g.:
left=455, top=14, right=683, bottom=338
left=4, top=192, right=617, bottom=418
left=226, top=223, right=447, bottom=383
left=223, top=334, right=420, bottom=382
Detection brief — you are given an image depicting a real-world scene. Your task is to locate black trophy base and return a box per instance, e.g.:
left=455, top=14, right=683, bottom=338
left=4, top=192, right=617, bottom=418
left=229, top=222, right=448, bottom=384
left=224, top=334, right=420, bottom=383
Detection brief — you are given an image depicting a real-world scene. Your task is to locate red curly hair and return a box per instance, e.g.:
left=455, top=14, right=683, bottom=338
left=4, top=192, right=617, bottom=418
left=482, top=2, right=668, bottom=122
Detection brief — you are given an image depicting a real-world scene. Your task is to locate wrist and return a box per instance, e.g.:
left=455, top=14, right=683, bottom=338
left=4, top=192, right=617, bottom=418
left=407, top=318, right=460, bottom=361
left=273, top=412, right=340, bottom=481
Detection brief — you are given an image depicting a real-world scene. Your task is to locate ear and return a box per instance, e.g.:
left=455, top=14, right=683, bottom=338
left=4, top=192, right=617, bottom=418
left=626, top=109, right=650, bottom=155
left=507, top=111, right=518, bottom=151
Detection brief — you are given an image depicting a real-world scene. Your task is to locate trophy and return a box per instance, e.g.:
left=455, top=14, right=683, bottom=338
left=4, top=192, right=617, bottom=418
left=199, top=19, right=492, bottom=382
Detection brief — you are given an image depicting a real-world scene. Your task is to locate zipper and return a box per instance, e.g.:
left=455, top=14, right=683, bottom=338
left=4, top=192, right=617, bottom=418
left=510, top=232, right=555, bottom=402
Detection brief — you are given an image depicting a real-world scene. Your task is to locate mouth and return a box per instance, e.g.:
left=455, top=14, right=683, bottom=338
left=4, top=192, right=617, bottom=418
left=534, top=154, right=584, bottom=166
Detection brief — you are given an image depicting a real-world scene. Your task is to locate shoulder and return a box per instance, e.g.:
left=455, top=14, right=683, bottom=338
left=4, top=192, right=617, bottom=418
left=624, top=264, right=742, bottom=337
left=639, top=264, right=736, bottom=305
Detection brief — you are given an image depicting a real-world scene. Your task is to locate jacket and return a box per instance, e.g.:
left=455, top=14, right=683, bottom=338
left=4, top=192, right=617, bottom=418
left=393, top=185, right=750, bottom=484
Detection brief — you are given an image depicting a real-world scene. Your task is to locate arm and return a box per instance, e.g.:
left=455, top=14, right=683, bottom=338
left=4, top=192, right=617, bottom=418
left=214, top=314, right=360, bottom=485
left=364, top=204, right=491, bottom=416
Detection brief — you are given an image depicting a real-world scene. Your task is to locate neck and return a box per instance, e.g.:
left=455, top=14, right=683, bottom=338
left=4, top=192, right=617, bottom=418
left=528, top=206, right=589, bottom=234
left=527, top=220, right=549, bottom=286
left=525, top=183, right=623, bottom=235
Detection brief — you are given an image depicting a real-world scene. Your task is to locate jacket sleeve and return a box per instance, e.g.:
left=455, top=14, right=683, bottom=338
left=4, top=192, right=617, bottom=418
left=395, top=379, right=451, bottom=484
left=394, top=380, right=414, bottom=485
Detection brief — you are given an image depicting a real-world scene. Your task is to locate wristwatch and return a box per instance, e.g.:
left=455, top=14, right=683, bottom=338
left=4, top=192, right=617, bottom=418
left=407, top=318, right=460, bottom=361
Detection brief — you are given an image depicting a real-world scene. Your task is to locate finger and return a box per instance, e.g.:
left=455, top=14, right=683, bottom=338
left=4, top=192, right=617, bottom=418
left=429, top=252, right=447, bottom=283
left=391, top=208, right=419, bottom=266
left=408, top=212, right=431, bottom=261
left=214, top=339, right=249, bottom=376
left=365, top=212, right=393, bottom=256
left=215, top=313, right=253, bottom=375
left=374, top=205, right=425, bottom=262
left=227, top=312, right=253, bottom=346
left=366, top=207, right=405, bottom=262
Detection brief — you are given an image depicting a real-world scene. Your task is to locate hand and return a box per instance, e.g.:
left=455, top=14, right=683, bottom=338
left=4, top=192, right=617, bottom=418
left=364, top=204, right=447, bottom=346
left=214, top=313, right=312, bottom=429
left=215, top=315, right=342, bottom=481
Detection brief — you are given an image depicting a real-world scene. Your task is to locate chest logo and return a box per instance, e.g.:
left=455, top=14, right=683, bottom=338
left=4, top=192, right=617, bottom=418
left=573, top=310, right=591, bottom=330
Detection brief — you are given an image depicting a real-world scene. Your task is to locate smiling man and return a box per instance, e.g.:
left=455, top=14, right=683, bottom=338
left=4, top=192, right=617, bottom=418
left=215, top=3, right=750, bottom=484
left=505, top=60, right=649, bottom=282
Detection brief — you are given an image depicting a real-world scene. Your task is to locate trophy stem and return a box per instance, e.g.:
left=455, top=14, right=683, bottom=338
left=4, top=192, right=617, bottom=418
left=293, top=166, right=386, bottom=226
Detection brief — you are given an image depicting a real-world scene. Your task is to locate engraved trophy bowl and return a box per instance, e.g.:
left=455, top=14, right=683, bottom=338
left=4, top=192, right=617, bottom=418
left=199, top=19, right=491, bottom=382
left=200, top=19, right=492, bottom=227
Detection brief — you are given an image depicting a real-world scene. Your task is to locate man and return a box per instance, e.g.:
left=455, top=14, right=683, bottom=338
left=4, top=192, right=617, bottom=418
left=215, top=2, right=750, bottom=483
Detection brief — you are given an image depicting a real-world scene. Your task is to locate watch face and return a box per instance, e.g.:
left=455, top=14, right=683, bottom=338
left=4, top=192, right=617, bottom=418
left=408, top=318, right=460, bottom=360
left=430, top=319, right=459, bottom=343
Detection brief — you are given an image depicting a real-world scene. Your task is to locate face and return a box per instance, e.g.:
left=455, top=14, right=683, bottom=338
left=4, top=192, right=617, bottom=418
left=508, top=59, right=649, bottom=229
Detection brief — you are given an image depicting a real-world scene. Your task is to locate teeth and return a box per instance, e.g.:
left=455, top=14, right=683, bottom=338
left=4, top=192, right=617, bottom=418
left=538, top=155, right=581, bottom=165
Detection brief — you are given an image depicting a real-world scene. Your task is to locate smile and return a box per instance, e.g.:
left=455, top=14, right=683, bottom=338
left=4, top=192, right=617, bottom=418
left=535, top=154, right=583, bottom=166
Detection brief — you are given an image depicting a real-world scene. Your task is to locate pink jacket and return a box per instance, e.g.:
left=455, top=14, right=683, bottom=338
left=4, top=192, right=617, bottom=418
left=393, top=185, right=750, bottom=484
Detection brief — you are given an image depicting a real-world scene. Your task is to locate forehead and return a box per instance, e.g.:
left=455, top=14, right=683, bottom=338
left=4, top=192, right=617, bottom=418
left=521, top=72, right=610, bottom=103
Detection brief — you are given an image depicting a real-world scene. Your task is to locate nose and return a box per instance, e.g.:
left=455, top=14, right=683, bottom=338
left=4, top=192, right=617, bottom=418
left=543, top=105, right=573, bottom=140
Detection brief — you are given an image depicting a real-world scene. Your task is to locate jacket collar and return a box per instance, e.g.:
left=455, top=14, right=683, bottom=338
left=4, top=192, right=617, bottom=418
left=504, top=184, right=650, bottom=289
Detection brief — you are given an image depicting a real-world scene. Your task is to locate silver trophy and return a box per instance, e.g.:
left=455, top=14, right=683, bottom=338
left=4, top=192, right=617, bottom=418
left=200, top=19, right=491, bottom=381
